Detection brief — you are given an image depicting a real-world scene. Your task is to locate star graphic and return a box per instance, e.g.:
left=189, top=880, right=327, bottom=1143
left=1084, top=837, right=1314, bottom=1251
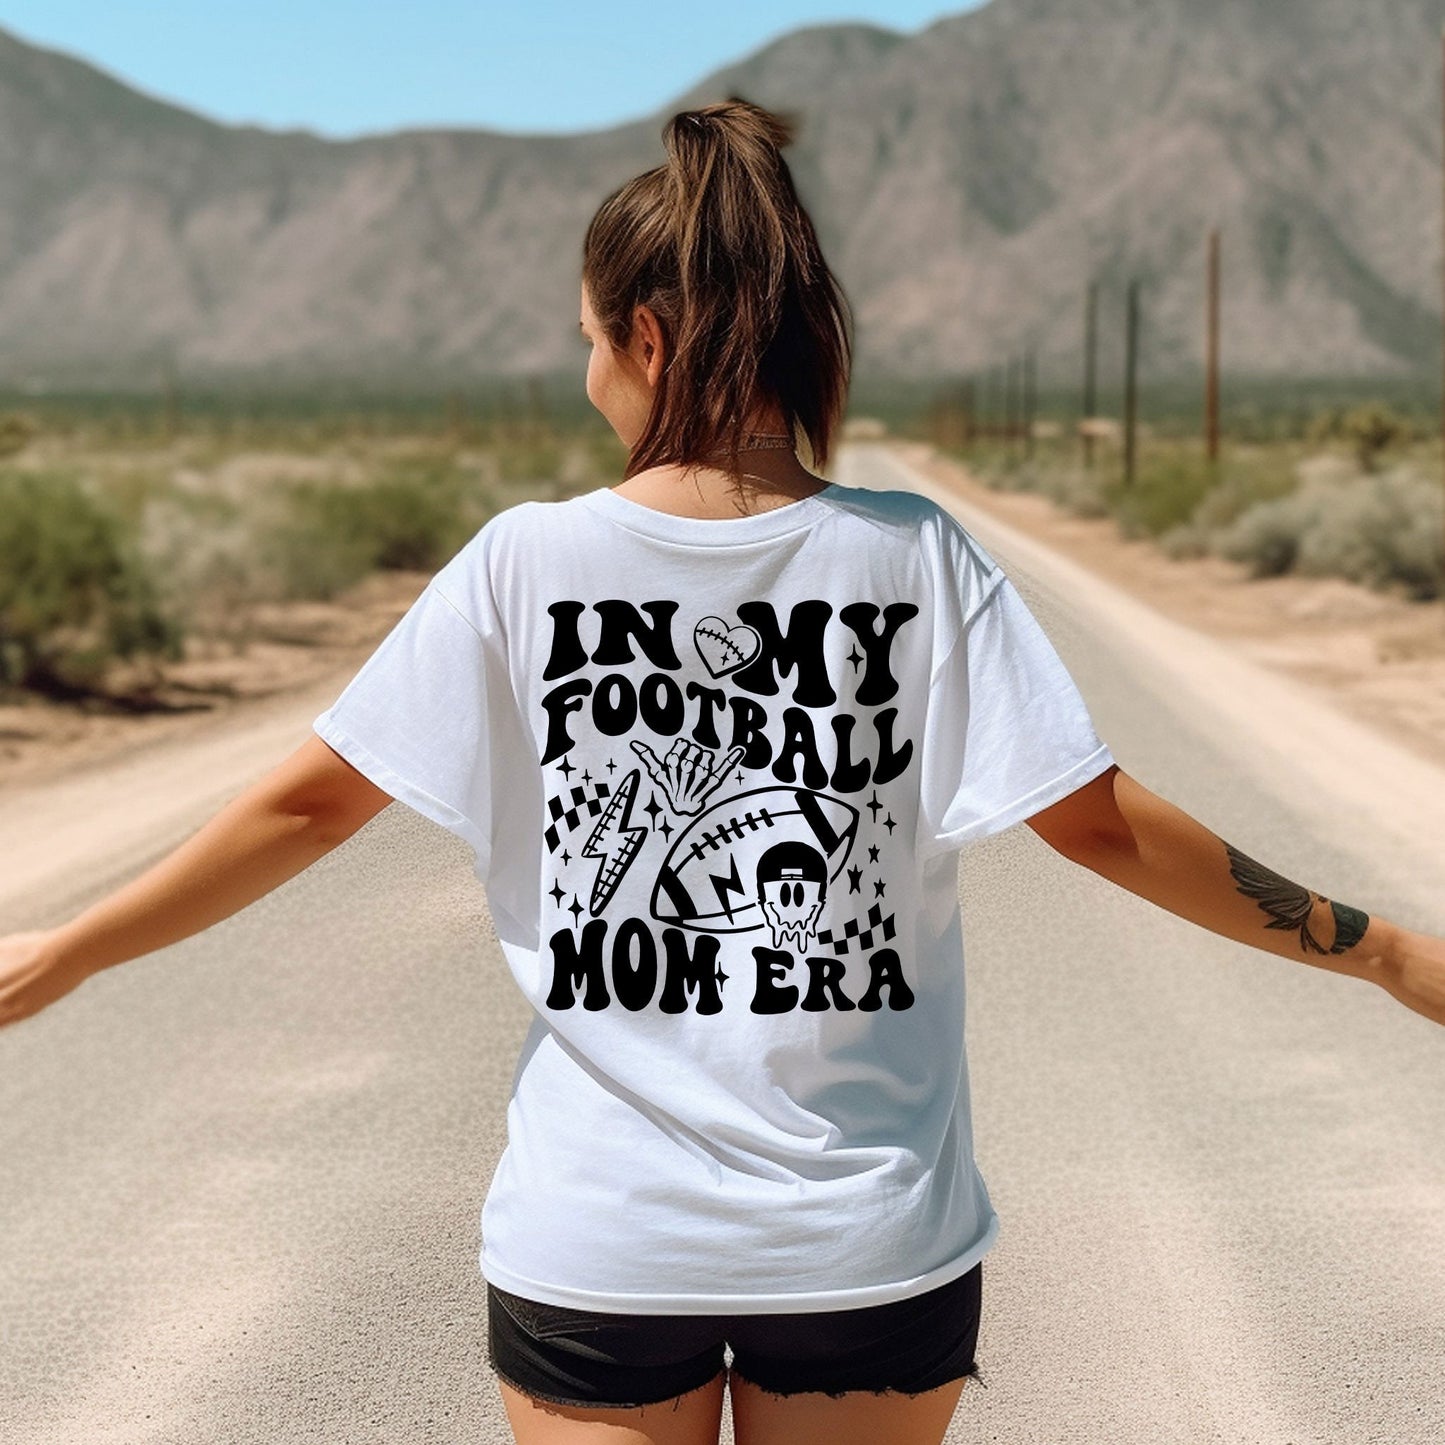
left=643, top=793, right=663, bottom=825
left=567, top=894, right=584, bottom=920
left=560, top=848, right=572, bottom=865
left=605, top=757, right=617, bottom=773
left=866, top=789, right=883, bottom=822
left=557, top=756, right=575, bottom=779
left=548, top=879, right=565, bottom=905
left=715, top=966, right=730, bottom=988
left=847, top=864, right=862, bottom=894
left=735, top=770, right=744, bottom=784
left=883, top=812, right=896, bottom=834
left=846, top=644, right=864, bottom=671
left=867, top=844, right=880, bottom=863
left=658, top=817, right=674, bottom=840
left=873, top=878, right=887, bottom=898
left=580, top=768, right=592, bottom=786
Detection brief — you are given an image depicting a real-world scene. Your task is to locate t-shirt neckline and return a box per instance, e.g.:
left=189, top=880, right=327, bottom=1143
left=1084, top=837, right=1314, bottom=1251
left=579, top=481, right=841, bottom=546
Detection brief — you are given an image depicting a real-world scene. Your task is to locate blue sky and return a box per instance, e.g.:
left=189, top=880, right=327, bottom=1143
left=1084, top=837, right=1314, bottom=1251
left=0, top=2, right=987, bottom=138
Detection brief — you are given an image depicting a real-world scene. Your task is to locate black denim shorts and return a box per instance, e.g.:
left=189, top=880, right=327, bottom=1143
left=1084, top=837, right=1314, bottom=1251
left=486, top=1261, right=983, bottom=1409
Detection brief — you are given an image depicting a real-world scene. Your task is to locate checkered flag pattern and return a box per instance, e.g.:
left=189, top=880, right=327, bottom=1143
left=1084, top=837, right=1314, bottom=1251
left=544, top=779, right=613, bottom=853
left=814, top=902, right=896, bottom=956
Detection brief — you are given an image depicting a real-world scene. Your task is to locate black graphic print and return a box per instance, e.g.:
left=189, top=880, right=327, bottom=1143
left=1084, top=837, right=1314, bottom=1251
left=580, top=767, right=645, bottom=914
left=539, top=598, right=920, bottom=1016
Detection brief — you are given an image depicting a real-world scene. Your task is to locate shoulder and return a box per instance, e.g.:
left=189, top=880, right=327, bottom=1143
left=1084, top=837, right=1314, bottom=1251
left=429, top=497, right=551, bottom=620
left=824, top=482, right=1002, bottom=588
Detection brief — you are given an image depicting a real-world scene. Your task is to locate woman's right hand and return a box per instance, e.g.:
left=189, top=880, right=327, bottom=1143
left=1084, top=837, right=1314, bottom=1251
left=0, top=930, right=91, bottom=1030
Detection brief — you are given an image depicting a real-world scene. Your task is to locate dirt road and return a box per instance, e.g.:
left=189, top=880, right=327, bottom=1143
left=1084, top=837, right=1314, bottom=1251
left=1, top=443, right=1442, bottom=1444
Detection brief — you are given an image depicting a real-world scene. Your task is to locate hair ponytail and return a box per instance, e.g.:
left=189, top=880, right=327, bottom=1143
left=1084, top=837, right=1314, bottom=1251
left=582, top=95, right=853, bottom=482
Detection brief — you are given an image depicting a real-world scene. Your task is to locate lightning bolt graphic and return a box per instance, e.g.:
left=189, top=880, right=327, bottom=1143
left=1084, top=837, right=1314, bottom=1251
left=582, top=767, right=647, bottom=915
left=708, top=854, right=747, bottom=923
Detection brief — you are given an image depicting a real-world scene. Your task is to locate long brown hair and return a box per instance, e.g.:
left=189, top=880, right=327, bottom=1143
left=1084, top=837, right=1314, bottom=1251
left=581, top=95, right=853, bottom=482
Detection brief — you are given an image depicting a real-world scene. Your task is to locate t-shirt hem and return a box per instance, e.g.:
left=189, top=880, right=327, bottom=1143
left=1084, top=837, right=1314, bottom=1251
left=478, top=1213, right=998, bottom=1315
left=311, top=712, right=492, bottom=878
left=935, top=742, right=1117, bottom=852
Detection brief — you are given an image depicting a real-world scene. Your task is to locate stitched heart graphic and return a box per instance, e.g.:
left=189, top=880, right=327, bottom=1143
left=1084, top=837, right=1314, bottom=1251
left=693, top=615, right=761, bottom=677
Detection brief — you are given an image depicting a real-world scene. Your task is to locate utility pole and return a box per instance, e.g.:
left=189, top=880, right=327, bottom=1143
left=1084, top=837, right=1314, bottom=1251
left=1206, top=228, right=1221, bottom=466
left=1023, top=349, right=1036, bottom=460
left=160, top=354, right=179, bottom=444
left=1082, top=279, right=1099, bottom=469
left=1123, top=279, right=1140, bottom=490
left=1003, top=355, right=1019, bottom=453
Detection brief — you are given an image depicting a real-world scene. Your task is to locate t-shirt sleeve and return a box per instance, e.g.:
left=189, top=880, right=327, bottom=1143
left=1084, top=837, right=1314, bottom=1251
left=918, top=563, right=1115, bottom=855
left=311, top=576, right=499, bottom=880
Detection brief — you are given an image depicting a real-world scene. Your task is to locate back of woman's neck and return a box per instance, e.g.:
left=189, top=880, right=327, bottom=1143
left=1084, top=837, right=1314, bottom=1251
left=611, top=458, right=828, bottom=519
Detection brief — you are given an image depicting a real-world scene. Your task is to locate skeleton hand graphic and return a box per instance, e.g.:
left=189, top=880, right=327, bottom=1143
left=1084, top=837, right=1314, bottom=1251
left=629, top=739, right=747, bottom=816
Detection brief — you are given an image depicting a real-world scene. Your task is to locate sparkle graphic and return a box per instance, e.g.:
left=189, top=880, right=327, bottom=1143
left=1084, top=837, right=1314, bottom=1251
left=883, top=812, right=896, bottom=834
left=558, top=756, right=575, bottom=779
left=548, top=879, right=565, bottom=905
left=846, top=645, right=864, bottom=671
left=866, top=790, right=882, bottom=821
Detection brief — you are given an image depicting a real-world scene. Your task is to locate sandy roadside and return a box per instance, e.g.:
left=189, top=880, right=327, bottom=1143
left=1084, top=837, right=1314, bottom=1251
left=0, top=570, right=428, bottom=926
left=895, top=440, right=1445, bottom=777
left=0, top=567, right=430, bottom=795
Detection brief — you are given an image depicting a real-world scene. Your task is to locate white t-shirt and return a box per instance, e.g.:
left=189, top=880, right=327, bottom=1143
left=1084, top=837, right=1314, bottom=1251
left=312, top=479, right=1115, bottom=1314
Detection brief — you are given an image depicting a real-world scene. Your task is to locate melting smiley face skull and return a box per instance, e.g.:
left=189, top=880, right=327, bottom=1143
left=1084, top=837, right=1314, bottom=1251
left=756, top=840, right=828, bottom=953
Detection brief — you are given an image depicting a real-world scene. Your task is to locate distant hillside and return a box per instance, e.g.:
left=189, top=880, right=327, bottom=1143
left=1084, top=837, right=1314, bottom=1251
left=0, top=0, right=1442, bottom=389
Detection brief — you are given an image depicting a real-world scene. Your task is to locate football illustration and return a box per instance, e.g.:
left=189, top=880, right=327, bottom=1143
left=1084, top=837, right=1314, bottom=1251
left=650, top=786, right=859, bottom=934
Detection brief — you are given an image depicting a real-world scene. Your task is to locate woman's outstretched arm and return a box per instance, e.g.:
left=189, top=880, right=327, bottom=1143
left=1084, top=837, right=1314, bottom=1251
left=0, top=735, right=393, bottom=1029
left=1026, top=764, right=1445, bottom=1027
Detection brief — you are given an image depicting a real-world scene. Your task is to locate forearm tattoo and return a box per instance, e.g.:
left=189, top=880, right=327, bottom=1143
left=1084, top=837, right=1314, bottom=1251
left=1223, top=842, right=1370, bottom=955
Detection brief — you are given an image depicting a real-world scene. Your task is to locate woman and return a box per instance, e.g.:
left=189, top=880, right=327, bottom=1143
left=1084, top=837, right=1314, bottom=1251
left=2, top=97, right=1442, bottom=1445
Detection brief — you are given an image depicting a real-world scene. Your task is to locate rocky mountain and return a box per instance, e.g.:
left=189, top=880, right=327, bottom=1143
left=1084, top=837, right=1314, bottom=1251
left=0, top=0, right=1441, bottom=389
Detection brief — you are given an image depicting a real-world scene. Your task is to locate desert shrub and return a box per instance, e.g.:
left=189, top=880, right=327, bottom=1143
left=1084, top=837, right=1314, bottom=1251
left=1158, top=521, right=1211, bottom=559
left=493, top=435, right=566, bottom=484
left=1294, top=467, right=1442, bottom=598
left=1036, top=463, right=1111, bottom=518
left=1212, top=465, right=1443, bottom=597
left=138, top=485, right=272, bottom=637
left=1103, top=450, right=1216, bottom=539
left=1157, top=448, right=1300, bottom=561
left=1340, top=402, right=1410, bottom=472
left=1212, top=496, right=1308, bottom=576
left=257, top=464, right=494, bottom=600
left=0, top=469, right=184, bottom=694
left=1305, top=405, right=1346, bottom=446
left=0, top=412, right=38, bottom=458
left=985, top=457, right=1037, bottom=494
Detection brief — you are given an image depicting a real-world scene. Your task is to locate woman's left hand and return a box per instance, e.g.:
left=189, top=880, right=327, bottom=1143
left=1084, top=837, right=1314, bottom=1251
left=1379, top=929, right=1445, bottom=1027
